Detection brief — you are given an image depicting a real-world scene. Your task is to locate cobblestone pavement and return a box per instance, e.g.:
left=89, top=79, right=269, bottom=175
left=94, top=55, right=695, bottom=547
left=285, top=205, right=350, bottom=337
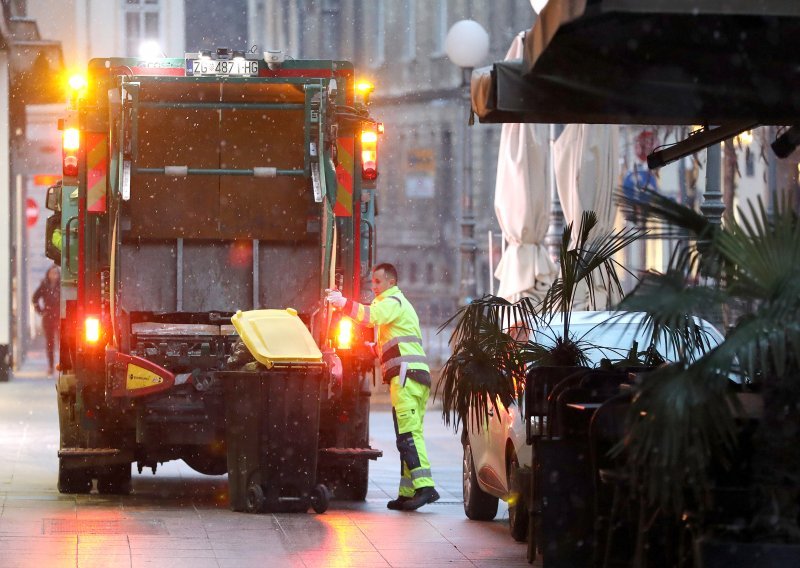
left=0, top=350, right=536, bottom=567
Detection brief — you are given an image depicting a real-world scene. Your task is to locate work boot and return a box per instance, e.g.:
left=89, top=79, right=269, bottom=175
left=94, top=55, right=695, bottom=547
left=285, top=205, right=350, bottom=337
left=401, top=487, right=440, bottom=511
left=386, top=496, right=411, bottom=510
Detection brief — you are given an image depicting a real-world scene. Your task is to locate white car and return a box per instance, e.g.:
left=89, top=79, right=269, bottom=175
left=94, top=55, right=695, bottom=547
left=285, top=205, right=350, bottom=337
left=461, top=310, right=726, bottom=541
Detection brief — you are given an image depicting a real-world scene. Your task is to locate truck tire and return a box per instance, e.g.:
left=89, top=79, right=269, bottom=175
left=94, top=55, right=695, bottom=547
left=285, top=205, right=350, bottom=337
left=56, top=380, right=93, bottom=494
left=463, top=439, right=499, bottom=521
left=97, top=464, right=132, bottom=495
left=58, top=461, right=92, bottom=494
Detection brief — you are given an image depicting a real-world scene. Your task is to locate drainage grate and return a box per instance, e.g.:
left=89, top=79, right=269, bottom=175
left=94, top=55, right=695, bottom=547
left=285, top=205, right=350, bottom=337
left=43, top=519, right=168, bottom=535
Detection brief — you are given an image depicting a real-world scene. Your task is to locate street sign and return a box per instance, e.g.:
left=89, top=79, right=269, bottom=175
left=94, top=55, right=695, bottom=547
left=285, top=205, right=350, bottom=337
left=26, top=197, right=39, bottom=228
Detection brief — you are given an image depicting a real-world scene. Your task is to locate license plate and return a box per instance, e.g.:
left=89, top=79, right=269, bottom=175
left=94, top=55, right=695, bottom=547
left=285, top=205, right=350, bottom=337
left=186, top=59, right=259, bottom=77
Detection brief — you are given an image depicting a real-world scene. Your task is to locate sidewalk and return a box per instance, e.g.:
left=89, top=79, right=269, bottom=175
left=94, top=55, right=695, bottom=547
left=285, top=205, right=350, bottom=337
left=11, top=338, right=53, bottom=381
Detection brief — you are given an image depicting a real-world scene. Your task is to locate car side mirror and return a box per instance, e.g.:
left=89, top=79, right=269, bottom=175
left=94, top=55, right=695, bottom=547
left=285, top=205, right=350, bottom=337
left=45, top=183, right=62, bottom=212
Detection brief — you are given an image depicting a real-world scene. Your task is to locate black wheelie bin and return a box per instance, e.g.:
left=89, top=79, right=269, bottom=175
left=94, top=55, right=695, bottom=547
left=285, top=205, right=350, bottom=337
left=220, top=308, right=331, bottom=513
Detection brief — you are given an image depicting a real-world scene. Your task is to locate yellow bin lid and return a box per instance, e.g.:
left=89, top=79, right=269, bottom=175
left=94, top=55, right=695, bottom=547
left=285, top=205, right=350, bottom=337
left=231, top=308, right=322, bottom=368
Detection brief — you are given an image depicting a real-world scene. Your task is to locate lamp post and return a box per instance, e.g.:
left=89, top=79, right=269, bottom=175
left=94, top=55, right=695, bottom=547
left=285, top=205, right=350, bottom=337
left=445, top=20, right=489, bottom=306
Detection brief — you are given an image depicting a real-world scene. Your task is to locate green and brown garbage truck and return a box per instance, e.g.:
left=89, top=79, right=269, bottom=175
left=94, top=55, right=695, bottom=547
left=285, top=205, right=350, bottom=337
left=47, top=48, right=382, bottom=511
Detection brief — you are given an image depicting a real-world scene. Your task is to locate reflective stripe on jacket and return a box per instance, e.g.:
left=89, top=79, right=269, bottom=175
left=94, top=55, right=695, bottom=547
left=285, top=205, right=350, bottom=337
left=343, top=286, right=431, bottom=386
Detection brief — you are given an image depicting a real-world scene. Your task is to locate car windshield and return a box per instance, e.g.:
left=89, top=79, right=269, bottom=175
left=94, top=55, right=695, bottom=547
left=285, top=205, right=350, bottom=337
left=531, top=320, right=723, bottom=367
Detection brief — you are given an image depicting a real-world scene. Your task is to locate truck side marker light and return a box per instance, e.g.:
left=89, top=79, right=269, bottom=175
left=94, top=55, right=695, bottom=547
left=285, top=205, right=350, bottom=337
left=68, top=73, right=88, bottom=95
left=85, top=317, right=101, bottom=344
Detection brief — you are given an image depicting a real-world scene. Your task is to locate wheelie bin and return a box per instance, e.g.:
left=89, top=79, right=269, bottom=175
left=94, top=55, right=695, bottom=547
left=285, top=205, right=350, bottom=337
left=219, top=308, right=331, bottom=513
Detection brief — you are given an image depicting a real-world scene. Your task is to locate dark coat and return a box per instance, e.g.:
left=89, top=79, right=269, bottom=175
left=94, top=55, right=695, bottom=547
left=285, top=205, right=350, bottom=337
left=32, top=279, right=60, bottom=324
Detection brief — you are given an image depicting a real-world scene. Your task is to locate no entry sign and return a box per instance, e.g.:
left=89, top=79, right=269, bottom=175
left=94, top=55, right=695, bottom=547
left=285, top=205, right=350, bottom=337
left=26, top=197, right=39, bottom=228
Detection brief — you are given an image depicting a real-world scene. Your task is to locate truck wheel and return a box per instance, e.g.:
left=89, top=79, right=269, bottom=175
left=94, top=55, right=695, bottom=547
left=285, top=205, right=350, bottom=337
left=246, top=484, right=265, bottom=513
left=507, top=452, right=529, bottom=542
left=97, top=464, right=132, bottom=495
left=333, top=460, right=369, bottom=501
left=58, top=461, right=92, bottom=494
left=463, top=439, right=499, bottom=521
left=311, top=484, right=330, bottom=514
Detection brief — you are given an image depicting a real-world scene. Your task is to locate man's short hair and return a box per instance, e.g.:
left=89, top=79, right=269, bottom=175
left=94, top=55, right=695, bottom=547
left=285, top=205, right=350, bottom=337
left=373, top=263, right=398, bottom=283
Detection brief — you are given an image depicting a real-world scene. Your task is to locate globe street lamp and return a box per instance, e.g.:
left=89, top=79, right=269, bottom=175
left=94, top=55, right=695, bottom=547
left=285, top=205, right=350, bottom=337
left=445, top=20, right=489, bottom=305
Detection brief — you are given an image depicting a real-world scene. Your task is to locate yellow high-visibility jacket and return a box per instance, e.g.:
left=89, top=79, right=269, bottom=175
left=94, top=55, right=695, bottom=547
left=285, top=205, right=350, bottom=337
left=343, top=286, right=431, bottom=386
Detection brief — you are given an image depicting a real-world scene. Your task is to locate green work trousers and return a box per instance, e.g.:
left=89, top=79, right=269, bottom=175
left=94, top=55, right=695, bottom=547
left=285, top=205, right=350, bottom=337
left=390, top=375, right=435, bottom=497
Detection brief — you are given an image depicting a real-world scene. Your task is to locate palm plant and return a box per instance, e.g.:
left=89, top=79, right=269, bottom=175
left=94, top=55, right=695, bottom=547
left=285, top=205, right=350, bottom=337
left=437, top=211, right=642, bottom=430
left=618, top=189, right=800, bottom=541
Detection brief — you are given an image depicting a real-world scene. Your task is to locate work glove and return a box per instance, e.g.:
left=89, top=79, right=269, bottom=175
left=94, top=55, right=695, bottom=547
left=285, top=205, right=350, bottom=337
left=325, top=289, right=346, bottom=309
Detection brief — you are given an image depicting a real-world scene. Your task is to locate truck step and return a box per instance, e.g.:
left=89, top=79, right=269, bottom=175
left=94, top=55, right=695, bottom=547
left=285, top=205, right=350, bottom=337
left=58, top=448, right=122, bottom=457
left=319, top=447, right=383, bottom=460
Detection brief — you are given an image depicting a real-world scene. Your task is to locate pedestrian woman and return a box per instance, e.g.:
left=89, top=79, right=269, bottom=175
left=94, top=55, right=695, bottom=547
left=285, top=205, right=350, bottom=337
left=32, top=265, right=60, bottom=375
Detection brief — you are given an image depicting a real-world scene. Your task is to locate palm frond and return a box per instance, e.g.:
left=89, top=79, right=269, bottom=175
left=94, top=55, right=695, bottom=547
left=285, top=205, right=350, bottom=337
left=436, top=295, right=540, bottom=430
left=617, top=187, right=715, bottom=241
left=617, top=192, right=800, bottom=535
left=542, top=211, right=645, bottom=335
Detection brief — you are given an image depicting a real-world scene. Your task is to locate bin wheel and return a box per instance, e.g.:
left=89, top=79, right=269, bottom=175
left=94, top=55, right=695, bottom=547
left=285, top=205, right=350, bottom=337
left=310, top=484, right=330, bottom=514
left=246, top=484, right=266, bottom=513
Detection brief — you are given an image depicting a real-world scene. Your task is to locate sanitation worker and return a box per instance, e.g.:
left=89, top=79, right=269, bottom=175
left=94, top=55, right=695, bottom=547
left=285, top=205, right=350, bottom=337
left=326, top=263, right=439, bottom=511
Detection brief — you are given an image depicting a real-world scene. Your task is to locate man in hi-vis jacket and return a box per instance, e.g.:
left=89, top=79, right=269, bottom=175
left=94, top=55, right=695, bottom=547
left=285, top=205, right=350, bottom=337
left=326, top=263, right=439, bottom=511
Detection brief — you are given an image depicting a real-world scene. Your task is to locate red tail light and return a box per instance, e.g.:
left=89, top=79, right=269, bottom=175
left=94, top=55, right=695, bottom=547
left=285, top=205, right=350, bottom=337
left=361, top=125, right=378, bottom=182
left=63, top=128, right=79, bottom=178
left=85, top=316, right=101, bottom=344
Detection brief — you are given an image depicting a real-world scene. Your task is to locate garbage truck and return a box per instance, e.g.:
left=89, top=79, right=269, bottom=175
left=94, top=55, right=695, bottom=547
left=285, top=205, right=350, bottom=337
left=48, top=49, right=382, bottom=509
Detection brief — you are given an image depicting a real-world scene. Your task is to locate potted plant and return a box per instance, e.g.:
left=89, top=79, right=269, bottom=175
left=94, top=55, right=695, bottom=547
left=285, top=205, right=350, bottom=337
left=437, top=210, right=642, bottom=428
left=436, top=211, right=642, bottom=561
left=617, top=189, right=800, bottom=565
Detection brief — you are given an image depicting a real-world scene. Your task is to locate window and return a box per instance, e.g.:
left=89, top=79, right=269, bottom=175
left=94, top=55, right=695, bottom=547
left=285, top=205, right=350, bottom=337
left=321, top=0, right=341, bottom=56
left=352, top=3, right=364, bottom=66
left=409, top=262, right=418, bottom=284
left=123, top=0, right=160, bottom=58
left=402, top=0, right=416, bottom=61
left=370, top=0, right=385, bottom=67
left=432, top=0, right=447, bottom=55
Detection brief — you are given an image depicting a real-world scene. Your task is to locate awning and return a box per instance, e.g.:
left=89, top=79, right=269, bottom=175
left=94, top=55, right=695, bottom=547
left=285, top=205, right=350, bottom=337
left=472, top=0, right=800, bottom=125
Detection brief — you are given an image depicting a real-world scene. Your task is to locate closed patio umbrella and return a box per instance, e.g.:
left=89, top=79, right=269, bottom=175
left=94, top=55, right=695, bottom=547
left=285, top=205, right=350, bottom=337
left=553, top=123, right=620, bottom=309
left=494, top=34, right=558, bottom=303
